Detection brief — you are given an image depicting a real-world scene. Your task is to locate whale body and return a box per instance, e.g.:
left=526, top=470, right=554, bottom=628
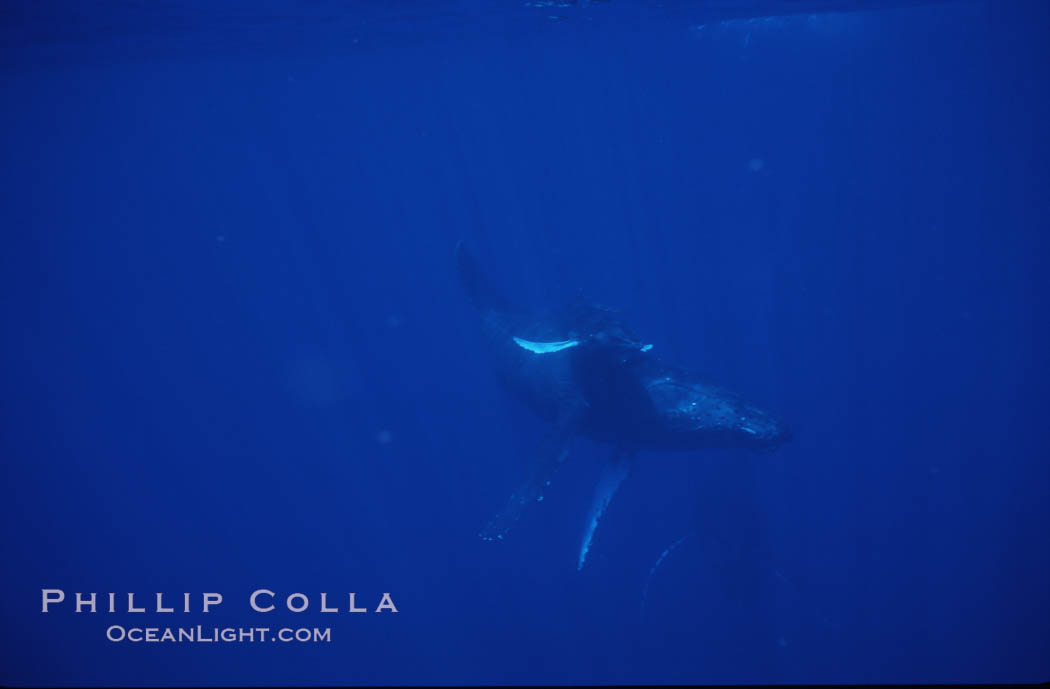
left=456, top=242, right=791, bottom=568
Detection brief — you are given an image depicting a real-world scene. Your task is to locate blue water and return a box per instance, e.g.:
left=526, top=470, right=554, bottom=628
left=2, top=1, right=1048, bottom=685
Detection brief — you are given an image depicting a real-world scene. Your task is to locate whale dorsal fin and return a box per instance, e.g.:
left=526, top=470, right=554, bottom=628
left=512, top=337, right=580, bottom=354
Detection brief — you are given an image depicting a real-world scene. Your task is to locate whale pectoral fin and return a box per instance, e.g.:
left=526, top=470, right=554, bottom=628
left=578, top=448, right=636, bottom=570
left=512, top=336, right=580, bottom=354
left=479, top=406, right=583, bottom=542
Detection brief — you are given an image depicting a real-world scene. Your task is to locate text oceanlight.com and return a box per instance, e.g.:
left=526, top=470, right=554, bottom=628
left=106, top=625, right=331, bottom=643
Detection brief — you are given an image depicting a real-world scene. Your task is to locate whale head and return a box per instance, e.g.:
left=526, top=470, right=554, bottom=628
left=644, top=371, right=792, bottom=452
left=729, top=402, right=792, bottom=451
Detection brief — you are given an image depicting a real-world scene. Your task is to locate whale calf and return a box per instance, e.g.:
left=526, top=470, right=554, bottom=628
left=456, top=242, right=791, bottom=568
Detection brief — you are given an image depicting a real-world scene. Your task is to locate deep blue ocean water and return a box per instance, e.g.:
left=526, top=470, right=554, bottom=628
left=2, top=1, right=1048, bottom=685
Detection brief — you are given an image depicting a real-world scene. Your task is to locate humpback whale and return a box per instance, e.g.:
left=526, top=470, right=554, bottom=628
left=456, top=242, right=790, bottom=569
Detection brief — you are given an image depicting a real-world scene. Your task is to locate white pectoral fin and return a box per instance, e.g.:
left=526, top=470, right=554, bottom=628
left=513, top=336, right=580, bottom=354
left=578, top=450, right=635, bottom=571
left=479, top=403, right=584, bottom=543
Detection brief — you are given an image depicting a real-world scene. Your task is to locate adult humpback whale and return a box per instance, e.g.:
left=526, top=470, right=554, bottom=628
left=456, top=243, right=791, bottom=569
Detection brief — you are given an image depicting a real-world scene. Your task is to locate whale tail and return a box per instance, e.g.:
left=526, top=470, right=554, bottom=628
left=456, top=241, right=516, bottom=313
